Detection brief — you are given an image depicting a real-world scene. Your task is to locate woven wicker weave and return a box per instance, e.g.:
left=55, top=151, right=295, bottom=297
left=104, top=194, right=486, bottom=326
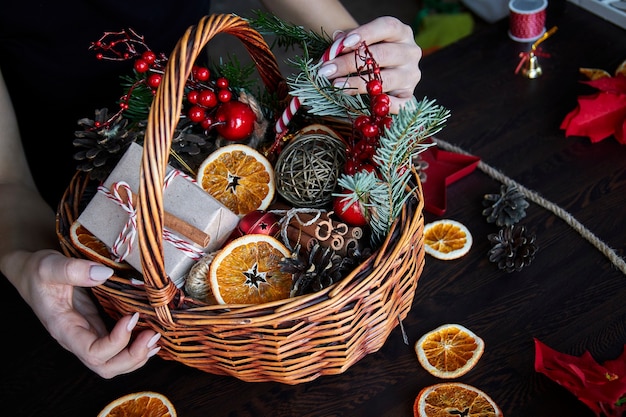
left=56, top=13, right=425, bottom=385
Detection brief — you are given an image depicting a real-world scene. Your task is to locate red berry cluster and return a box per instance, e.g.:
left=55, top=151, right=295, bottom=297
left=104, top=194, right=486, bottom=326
left=344, top=45, right=393, bottom=175
left=90, top=29, right=256, bottom=142
left=184, top=69, right=256, bottom=141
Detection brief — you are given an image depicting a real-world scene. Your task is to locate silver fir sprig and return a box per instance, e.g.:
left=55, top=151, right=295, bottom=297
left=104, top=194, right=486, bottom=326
left=338, top=98, right=451, bottom=244
left=286, top=56, right=369, bottom=119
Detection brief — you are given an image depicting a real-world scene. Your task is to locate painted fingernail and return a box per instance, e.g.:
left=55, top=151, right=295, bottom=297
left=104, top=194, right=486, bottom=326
left=334, top=79, right=350, bottom=89
left=89, top=265, right=113, bottom=281
left=332, top=30, right=344, bottom=40
left=147, top=332, right=162, bottom=349
left=147, top=347, right=161, bottom=358
left=318, top=64, right=337, bottom=78
left=126, top=312, right=139, bottom=332
left=342, top=33, right=360, bottom=47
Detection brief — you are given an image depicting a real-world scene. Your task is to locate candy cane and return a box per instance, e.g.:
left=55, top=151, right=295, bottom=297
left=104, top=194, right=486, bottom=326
left=275, top=37, right=346, bottom=134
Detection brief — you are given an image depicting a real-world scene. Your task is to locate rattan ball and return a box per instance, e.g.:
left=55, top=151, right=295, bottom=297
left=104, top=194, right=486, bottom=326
left=274, top=130, right=346, bottom=208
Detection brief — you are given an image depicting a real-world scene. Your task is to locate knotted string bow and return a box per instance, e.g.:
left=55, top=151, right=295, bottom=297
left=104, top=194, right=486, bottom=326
left=97, top=169, right=205, bottom=263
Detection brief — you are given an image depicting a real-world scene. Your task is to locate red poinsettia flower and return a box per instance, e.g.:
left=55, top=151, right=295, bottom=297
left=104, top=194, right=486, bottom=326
left=534, top=338, right=626, bottom=416
left=561, top=72, right=626, bottom=145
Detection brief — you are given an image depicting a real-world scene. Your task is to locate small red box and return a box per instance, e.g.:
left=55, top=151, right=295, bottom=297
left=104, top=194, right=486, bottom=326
left=420, top=145, right=480, bottom=216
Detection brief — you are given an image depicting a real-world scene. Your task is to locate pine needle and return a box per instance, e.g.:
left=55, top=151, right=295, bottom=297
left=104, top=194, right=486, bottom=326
left=246, top=10, right=332, bottom=58
left=286, top=57, right=368, bottom=119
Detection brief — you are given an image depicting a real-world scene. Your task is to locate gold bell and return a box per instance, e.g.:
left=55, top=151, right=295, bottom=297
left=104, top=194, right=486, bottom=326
left=522, top=52, right=542, bottom=79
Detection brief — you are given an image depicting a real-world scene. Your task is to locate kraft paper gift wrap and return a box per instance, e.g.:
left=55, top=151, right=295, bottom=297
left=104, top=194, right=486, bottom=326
left=78, top=142, right=240, bottom=287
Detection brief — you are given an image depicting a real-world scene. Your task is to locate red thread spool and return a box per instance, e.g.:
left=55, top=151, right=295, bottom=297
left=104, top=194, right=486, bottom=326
left=509, top=0, right=547, bottom=42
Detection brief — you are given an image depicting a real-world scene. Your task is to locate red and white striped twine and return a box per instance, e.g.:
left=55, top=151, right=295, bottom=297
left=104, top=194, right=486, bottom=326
left=97, top=170, right=205, bottom=263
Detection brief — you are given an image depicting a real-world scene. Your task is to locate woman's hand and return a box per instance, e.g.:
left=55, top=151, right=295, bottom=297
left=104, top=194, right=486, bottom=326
left=7, top=249, right=161, bottom=379
left=318, top=16, right=422, bottom=113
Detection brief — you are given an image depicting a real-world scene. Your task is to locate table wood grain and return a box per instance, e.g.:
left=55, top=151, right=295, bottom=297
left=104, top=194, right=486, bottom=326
left=2, top=3, right=625, bottom=416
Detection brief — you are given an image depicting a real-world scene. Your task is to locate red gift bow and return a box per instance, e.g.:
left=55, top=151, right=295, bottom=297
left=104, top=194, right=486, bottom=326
left=514, top=48, right=551, bottom=75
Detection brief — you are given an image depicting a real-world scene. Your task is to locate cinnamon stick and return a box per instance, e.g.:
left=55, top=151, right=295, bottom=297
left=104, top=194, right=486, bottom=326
left=117, top=187, right=211, bottom=248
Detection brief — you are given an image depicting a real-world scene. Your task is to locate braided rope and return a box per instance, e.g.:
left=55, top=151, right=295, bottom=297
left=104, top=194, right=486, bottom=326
left=434, top=137, right=626, bottom=276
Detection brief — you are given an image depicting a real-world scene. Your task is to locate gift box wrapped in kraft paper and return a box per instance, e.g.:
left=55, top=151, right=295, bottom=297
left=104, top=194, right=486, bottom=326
left=78, top=142, right=240, bottom=287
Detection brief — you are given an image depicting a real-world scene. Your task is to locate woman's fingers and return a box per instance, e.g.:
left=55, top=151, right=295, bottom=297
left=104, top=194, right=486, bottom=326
left=319, top=16, right=422, bottom=112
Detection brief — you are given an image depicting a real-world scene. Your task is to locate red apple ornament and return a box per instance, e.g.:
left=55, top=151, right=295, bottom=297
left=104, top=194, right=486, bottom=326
left=333, top=194, right=368, bottom=226
left=215, top=100, right=256, bottom=141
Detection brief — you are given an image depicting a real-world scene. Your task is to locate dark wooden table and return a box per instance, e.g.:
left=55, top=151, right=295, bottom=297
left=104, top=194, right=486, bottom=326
left=3, top=3, right=626, bottom=416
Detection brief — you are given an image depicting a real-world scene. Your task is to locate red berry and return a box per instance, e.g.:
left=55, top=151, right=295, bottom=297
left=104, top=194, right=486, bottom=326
left=366, top=79, right=383, bottom=96
left=217, top=89, right=232, bottom=103
left=200, top=116, right=214, bottom=130
left=216, top=77, right=229, bottom=89
left=187, top=90, right=199, bottom=104
left=193, top=66, right=210, bottom=81
left=363, top=143, right=376, bottom=158
left=358, top=163, right=377, bottom=174
left=214, top=100, right=256, bottom=141
left=372, top=101, right=390, bottom=118
left=354, top=115, right=370, bottom=129
left=360, top=122, right=379, bottom=138
left=198, top=89, right=218, bottom=108
left=354, top=140, right=367, bottom=155
left=344, top=158, right=359, bottom=175
left=187, top=105, right=206, bottom=123
left=141, top=51, right=156, bottom=65
left=147, top=73, right=162, bottom=89
left=372, top=93, right=390, bottom=106
left=380, top=116, right=393, bottom=130
left=134, top=58, right=149, bottom=73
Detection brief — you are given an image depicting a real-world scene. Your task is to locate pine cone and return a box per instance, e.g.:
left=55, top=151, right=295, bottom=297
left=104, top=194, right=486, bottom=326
left=73, top=108, right=140, bottom=181
left=482, top=184, right=529, bottom=226
left=281, top=243, right=355, bottom=297
left=169, top=121, right=216, bottom=174
left=171, top=120, right=209, bottom=157
left=487, top=224, right=537, bottom=273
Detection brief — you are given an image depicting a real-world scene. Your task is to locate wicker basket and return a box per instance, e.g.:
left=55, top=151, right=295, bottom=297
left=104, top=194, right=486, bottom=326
left=56, top=13, right=425, bottom=385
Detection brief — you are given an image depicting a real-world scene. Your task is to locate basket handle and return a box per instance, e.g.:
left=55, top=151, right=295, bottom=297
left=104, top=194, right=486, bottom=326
left=137, top=14, right=285, bottom=323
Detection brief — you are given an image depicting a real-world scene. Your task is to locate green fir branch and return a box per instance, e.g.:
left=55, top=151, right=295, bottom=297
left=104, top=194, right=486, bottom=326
left=287, top=57, right=368, bottom=119
left=246, top=10, right=332, bottom=58
left=209, top=55, right=257, bottom=92
left=375, top=97, right=451, bottom=179
left=336, top=98, right=451, bottom=245
left=119, top=74, right=154, bottom=122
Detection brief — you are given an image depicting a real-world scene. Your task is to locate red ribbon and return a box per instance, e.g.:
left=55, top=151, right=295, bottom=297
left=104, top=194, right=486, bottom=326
left=515, top=48, right=551, bottom=75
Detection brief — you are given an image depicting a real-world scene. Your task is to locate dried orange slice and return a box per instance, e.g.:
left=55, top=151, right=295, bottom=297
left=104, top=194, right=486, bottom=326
left=423, top=219, right=472, bottom=260
left=209, top=234, right=292, bottom=305
left=97, top=391, right=177, bottom=417
left=413, top=382, right=502, bottom=417
left=196, top=144, right=274, bottom=216
left=69, top=220, right=132, bottom=270
left=415, top=323, right=484, bottom=379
